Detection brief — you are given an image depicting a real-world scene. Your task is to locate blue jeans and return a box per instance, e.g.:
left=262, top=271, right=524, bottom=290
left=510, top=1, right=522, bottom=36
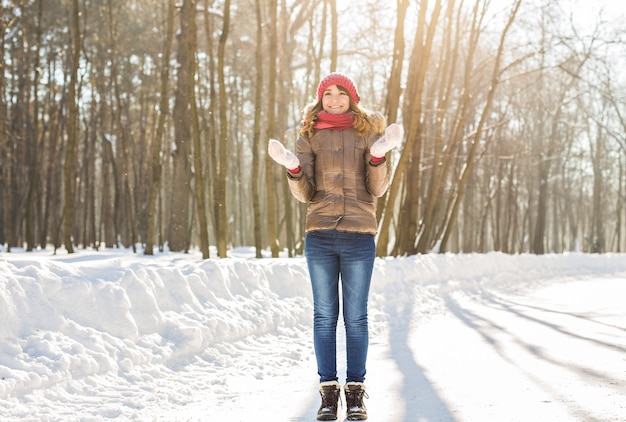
left=305, top=229, right=375, bottom=384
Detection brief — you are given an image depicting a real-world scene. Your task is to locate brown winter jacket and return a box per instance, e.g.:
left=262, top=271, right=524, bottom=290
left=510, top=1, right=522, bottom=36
left=286, top=126, right=389, bottom=235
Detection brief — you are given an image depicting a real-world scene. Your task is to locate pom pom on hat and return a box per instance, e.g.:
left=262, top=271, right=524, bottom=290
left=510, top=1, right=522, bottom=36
left=317, top=72, right=360, bottom=104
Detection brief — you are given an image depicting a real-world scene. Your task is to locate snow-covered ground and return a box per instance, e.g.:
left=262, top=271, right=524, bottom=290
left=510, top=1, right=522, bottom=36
left=1, top=247, right=625, bottom=421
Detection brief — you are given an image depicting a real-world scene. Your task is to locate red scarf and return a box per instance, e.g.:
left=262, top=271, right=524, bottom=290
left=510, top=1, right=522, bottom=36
left=313, top=111, right=354, bottom=130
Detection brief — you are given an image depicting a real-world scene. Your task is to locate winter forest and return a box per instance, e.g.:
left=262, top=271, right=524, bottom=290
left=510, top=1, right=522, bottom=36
left=1, top=0, right=625, bottom=258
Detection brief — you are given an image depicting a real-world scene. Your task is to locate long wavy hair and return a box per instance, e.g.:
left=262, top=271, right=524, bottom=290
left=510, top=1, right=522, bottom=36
left=300, top=86, right=386, bottom=138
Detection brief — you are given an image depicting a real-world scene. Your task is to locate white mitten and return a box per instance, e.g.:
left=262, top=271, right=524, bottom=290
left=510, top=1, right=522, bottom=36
left=370, top=123, right=402, bottom=158
left=268, top=139, right=300, bottom=169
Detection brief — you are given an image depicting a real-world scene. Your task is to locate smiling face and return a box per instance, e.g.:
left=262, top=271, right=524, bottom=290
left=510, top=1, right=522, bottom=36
left=321, top=85, right=351, bottom=114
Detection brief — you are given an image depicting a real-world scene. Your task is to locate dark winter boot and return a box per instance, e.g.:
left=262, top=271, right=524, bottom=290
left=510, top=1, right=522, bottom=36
left=344, top=382, right=368, bottom=420
left=317, top=381, right=341, bottom=421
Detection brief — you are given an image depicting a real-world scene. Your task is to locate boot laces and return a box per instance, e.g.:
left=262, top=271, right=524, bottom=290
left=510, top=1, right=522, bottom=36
left=345, top=386, right=368, bottom=410
left=320, top=385, right=340, bottom=410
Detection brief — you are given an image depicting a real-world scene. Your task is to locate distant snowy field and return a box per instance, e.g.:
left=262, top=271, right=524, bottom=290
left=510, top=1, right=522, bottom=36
left=1, top=247, right=625, bottom=421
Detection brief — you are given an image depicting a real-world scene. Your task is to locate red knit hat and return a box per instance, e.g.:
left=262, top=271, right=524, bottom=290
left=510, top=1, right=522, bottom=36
left=317, top=72, right=360, bottom=104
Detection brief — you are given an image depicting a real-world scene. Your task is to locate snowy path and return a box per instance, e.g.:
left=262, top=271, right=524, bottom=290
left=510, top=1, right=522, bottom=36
left=1, top=251, right=625, bottom=421
left=158, top=276, right=626, bottom=422
left=378, top=277, right=626, bottom=422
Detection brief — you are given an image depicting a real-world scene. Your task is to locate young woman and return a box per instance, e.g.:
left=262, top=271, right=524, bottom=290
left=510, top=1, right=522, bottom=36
left=268, top=72, right=401, bottom=421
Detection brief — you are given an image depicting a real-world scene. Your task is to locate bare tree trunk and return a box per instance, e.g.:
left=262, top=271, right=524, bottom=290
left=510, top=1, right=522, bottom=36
left=216, top=0, right=231, bottom=258
left=590, top=124, right=605, bottom=253
left=101, top=132, right=120, bottom=246
left=202, top=0, right=217, bottom=251
left=25, top=0, right=44, bottom=251
left=107, top=0, right=137, bottom=253
left=5, top=13, right=29, bottom=251
left=617, top=157, right=623, bottom=252
left=277, top=0, right=296, bottom=256
left=146, top=0, right=175, bottom=256
left=316, top=0, right=327, bottom=83
left=384, top=0, right=408, bottom=125
left=328, top=0, right=337, bottom=71
left=0, top=1, right=7, bottom=248
left=494, top=153, right=504, bottom=251
left=85, top=97, right=98, bottom=249
left=251, top=0, right=264, bottom=258
left=63, top=0, right=81, bottom=254
left=40, top=95, right=61, bottom=248
left=265, top=0, right=280, bottom=258
left=169, top=0, right=194, bottom=252
left=188, top=1, right=210, bottom=259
